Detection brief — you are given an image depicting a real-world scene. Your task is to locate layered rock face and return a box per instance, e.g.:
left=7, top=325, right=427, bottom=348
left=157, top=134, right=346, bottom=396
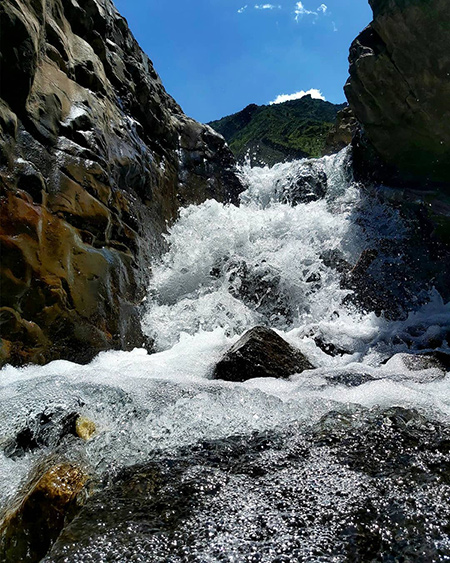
left=0, top=0, right=242, bottom=366
left=345, top=0, right=450, bottom=189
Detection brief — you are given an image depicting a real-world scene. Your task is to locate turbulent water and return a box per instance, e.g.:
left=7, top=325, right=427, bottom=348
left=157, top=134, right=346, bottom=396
left=1, top=149, right=450, bottom=561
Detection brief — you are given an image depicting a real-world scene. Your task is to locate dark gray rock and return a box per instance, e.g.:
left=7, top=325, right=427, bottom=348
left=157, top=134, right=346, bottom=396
left=278, top=161, right=328, bottom=205
left=224, top=259, right=293, bottom=326
left=345, top=0, right=450, bottom=190
left=325, top=371, right=375, bottom=387
left=43, top=408, right=450, bottom=562
left=4, top=409, right=80, bottom=459
left=401, top=352, right=450, bottom=373
left=212, top=326, right=314, bottom=382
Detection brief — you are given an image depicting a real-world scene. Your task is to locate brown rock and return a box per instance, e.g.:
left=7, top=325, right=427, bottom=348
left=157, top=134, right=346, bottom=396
left=0, top=460, right=89, bottom=562
left=212, top=326, right=314, bottom=382
left=75, top=416, right=96, bottom=441
left=0, top=0, right=243, bottom=366
left=323, top=106, right=359, bottom=156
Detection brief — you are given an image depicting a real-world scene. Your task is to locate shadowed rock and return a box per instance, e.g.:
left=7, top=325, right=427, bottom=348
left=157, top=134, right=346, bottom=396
left=345, top=0, right=450, bottom=189
left=212, top=326, right=314, bottom=382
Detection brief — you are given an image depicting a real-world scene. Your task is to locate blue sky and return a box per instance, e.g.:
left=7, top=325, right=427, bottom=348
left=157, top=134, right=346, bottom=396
left=114, top=0, right=372, bottom=123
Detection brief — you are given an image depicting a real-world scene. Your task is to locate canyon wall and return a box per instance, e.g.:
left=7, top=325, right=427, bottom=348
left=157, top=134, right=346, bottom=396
left=0, top=0, right=242, bottom=366
left=345, top=0, right=450, bottom=191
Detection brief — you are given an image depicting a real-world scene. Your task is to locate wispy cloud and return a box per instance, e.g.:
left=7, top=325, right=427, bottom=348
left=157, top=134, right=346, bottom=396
left=269, top=88, right=326, bottom=105
left=294, top=2, right=328, bottom=21
left=238, top=4, right=281, bottom=13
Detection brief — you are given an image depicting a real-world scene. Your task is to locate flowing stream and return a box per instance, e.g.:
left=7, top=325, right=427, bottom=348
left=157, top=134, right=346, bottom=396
left=1, top=149, right=450, bottom=561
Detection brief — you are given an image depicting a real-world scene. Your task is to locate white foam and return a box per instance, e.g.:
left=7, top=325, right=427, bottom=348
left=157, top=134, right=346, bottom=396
left=1, top=150, right=449, bottom=508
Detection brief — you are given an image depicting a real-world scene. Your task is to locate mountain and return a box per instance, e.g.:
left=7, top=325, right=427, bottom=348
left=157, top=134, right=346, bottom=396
left=208, top=96, right=347, bottom=166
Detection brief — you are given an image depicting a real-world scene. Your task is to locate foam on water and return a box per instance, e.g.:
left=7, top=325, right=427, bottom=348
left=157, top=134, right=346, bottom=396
left=1, top=149, right=449, bottom=512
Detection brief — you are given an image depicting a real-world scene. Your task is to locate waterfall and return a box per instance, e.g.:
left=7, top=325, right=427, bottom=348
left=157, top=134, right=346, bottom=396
left=1, top=150, right=449, bottom=561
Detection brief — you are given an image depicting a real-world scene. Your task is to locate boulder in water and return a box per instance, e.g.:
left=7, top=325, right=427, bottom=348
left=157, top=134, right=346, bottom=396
left=0, top=459, right=89, bottom=562
left=325, top=371, right=374, bottom=387
left=212, top=326, right=314, bottom=382
left=278, top=161, right=328, bottom=205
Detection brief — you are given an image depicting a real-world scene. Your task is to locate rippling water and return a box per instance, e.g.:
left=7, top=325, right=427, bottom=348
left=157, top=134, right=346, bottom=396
left=1, top=149, right=449, bottom=561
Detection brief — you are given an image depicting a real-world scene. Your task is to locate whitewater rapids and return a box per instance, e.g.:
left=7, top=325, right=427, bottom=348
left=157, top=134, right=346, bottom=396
left=1, top=149, right=449, bottom=561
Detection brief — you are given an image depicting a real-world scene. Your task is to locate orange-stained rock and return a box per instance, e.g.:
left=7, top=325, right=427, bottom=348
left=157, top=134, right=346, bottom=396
left=0, top=0, right=243, bottom=366
left=0, top=460, right=89, bottom=563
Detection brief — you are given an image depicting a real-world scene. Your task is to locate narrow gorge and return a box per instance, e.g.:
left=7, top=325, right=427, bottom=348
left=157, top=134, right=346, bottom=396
left=0, top=0, right=449, bottom=561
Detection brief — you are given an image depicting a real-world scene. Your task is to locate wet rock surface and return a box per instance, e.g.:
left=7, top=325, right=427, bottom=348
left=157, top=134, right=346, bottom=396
left=3, top=409, right=79, bottom=459
left=276, top=160, right=328, bottom=205
left=323, top=106, right=359, bottom=156
left=0, top=0, right=242, bottom=367
left=3, top=409, right=95, bottom=459
left=212, top=326, right=314, bottom=382
left=43, top=406, right=450, bottom=562
left=0, top=458, right=89, bottom=563
left=345, top=0, right=450, bottom=190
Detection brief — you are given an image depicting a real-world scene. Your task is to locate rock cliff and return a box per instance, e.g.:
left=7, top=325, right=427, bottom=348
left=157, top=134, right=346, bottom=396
left=0, top=0, right=242, bottom=366
left=345, top=0, right=450, bottom=189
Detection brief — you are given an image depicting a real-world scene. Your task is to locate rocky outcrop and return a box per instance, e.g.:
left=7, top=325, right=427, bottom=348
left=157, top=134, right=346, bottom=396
left=212, top=326, right=314, bottom=382
left=0, top=0, right=242, bottom=366
left=0, top=459, right=89, bottom=562
left=345, top=0, right=450, bottom=189
left=323, top=106, right=359, bottom=156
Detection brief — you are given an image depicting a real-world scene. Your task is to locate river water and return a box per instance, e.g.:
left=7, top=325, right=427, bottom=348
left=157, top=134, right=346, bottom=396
left=1, top=149, right=449, bottom=561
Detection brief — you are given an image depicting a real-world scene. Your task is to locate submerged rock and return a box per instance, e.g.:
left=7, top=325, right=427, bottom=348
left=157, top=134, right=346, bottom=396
left=3, top=410, right=96, bottom=458
left=75, top=416, right=97, bottom=441
left=4, top=410, right=78, bottom=459
left=325, top=371, right=374, bottom=387
left=43, top=408, right=450, bottom=562
left=386, top=352, right=450, bottom=378
left=212, top=326, right=314, bottom=382
left=0, top=0, right=242, bottom=367
left=0, top=459, right=89, bottom=563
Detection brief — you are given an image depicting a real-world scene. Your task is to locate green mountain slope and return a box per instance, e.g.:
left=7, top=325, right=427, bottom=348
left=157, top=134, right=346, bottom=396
left=208, top=96, right=347, bottom=166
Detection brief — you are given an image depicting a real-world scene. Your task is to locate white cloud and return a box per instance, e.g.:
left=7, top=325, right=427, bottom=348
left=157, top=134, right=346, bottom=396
left=237, top=5, right=248, bottom=13
left=269, top=88, right=326, bottom=105
left=255, top=4, right=281, bottom=9
left=294, top=2, right=328, bottom=21
left=294, top=1, right=316, bottom=20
